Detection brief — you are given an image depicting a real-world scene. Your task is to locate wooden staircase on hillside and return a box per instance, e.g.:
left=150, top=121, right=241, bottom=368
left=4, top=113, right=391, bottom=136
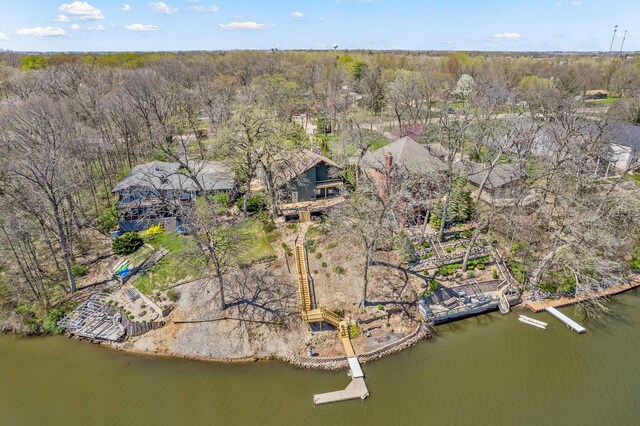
left=298, top=209, right=311, bottom=222
left=295, top=245, right=312, bottom=312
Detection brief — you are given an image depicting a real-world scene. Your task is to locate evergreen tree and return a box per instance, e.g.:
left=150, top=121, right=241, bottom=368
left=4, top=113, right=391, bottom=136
left=447, top=178, right=474, bottom=223
left=430, top=200, right=443, bottom=229
left=395, top=232, right=416, bottom=263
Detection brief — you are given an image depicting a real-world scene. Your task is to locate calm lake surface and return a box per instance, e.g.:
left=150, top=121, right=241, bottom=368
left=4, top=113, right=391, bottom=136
left=1, top=292, right=639, bottom=426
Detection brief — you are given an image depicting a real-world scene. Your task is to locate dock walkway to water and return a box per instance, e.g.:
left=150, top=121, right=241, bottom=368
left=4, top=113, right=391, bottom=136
left=313, top=377, right=369, bottom=405
left=295, top=237, right=370, bottom=405
left=545, top=307, right=586, bottom=334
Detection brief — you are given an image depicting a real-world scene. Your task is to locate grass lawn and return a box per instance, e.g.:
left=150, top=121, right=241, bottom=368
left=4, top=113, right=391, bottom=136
left=133, top=232, right=206, bottom=295
left=320, top=133, right=389, bottom=158
left=131, top=217, right=278, bottom=295
left=234, top=217, right=278, bottom=265
left=628, top=173, right=640, bottom=188
left=585, top=97, right=619, bottom=105
left=126, top=244, right=155, bottom=267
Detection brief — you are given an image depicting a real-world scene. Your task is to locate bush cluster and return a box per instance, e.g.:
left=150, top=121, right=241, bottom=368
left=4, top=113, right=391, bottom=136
left=145, top=223, right=165, bottom=236
left=112, top=232, right=144, bottom=256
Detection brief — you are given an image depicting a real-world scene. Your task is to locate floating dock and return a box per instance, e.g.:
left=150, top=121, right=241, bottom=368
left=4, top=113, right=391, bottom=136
left=518, top=315, right=547, bottom=329
left=545, top=307, right=586, bottom=334
left=313, top=357, right=369, bottom=405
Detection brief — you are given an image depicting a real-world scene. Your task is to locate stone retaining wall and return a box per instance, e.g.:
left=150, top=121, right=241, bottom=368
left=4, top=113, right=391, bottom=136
left=287, top=323, right=431, bottom=371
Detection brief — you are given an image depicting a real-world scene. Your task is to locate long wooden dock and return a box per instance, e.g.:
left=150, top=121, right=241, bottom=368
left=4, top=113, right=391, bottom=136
left=545, top=307, right=586, bottom=334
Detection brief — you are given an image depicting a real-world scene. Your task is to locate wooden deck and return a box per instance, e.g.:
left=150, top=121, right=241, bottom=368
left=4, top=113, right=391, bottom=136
left=526, top=277, right=640, bottom=312
left=279, top=197, right=345, bottom=216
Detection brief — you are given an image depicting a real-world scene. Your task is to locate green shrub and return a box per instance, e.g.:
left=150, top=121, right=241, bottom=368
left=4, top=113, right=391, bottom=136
left=506, top=259, right=526, bottom=283
left=315, top=252, right=323, bottom=259
left=631, top=246, right=640, bottom=272
left=97, top=207, right=119, bottom=234
left=321, top=261, right=328, bottom=268
left=418, top=241, right=430, bottom=250
left=476, top=263, right=486, bottom=270
left=467, top=270, right=475, bottom=278
left=167, top=289, right=180, bottom=302
left=304, top=239, right=317, bottom=253
left=71, top=263, right=88, bottom=277
left=211, top=192, right=231, bottom=209
left=43, top=308, right=65, bottom=334
left=511, top=241, right=524, bottom=254
left=112, top=232, right=144, bottom=256
left=348, top=323, right=360, bottom=339
left=326, top=242, right=337, bottom=250
left=428, top=279, right=439, bottom=292
left=286, top=223, right=298, bottom=231
left=281, top=242, right=292, bottom=257
left=460, top=229, right=472, bottom=239
left=492, top=269, right=499, bottom=280
left=377, top=304, right=384, bottom=310
left=438, top=263, right=461, bottom=276
left=332, top=265, right=345, bottom=275
left=237, top=192, right=267, bottom=213
left=421, top=252, right=433, bottom=260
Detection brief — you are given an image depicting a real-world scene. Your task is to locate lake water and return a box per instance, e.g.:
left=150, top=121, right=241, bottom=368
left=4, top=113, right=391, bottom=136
left=1, top=292, right=639, bottom=425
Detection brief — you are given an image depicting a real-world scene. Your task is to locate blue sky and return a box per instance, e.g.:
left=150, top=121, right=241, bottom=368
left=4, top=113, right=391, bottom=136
left=0, top=0, right=638, bottom=52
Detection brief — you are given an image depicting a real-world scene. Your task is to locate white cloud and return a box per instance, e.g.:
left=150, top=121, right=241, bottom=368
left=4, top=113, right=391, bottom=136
left=17, top=26, right=67, bottom=37
left=571, top=1, right=581, bottom=5
left=122, top=4, right=131, bottom=12
left=493, top=32, right=521, bottom=39
left=150, top=2, right=177, bottom=15
left=319, top=17, right=326, bottom=21
left=71, top=24, right=104, bottom=31
left=218, top=21, right=266, bottom=30
left=55, top=14, right=70, bottom=22
left=0, top=32, right=9, bottom=41
left=290, top=11, right=303, bottom=19
left=125, top=23, right=160, bottom=31
left=190, top=4, right=219, bottom=12
left=59, top=2, right=104, bottom=20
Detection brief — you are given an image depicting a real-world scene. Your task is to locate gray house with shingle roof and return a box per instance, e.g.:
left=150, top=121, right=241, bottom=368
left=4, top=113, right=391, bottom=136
left=112, top=160, right=234, bottom=232
left=361, top=136, right=447, bottom=175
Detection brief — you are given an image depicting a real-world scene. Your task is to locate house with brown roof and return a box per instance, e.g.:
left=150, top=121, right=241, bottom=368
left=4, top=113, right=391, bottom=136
left=453, top=161, right=526, bottom=201
left=265, top=150, right=344, bottom=218
left=360, top=136, right=448, bottom=175
left=583, top=89, right=609, bottom=100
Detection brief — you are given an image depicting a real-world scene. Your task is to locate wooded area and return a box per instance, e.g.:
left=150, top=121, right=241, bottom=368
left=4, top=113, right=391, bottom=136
left=0, top=49, right=639, bottom=333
